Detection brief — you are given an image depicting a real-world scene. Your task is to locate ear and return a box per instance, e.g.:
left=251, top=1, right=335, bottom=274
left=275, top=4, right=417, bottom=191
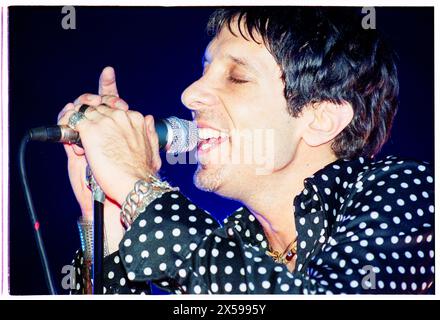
left=302, top=101, right=354, bottom=147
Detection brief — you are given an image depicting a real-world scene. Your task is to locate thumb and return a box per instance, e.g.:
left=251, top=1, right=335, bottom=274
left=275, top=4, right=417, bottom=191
left=98, top=66, right=119, bottom=97
left=145, top=115, right=162, bottom=173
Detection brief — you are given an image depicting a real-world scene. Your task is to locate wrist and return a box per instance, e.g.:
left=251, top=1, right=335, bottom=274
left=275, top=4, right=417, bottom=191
left=115, top=175, right=145, bottom=206
left=120, top=174, right=178, bottom=228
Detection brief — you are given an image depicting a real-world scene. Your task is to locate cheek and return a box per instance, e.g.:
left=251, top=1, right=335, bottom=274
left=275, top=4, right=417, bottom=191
left=222, top=80, right=295, bottom=168
left=266, top=114, right=301, bottom=170
left=273, top=131, right=298, bottom=168
left=226, top=90, right=285, bottom=129
left=228, top=108, right=299, bottom=171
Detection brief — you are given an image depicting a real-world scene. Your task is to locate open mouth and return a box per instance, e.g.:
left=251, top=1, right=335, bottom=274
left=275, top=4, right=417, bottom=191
left=197, top=127, right=229, bottom=154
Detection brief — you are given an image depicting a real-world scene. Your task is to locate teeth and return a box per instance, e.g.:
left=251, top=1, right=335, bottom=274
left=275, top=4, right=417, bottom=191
left=198, top=128, right=228, bottom=140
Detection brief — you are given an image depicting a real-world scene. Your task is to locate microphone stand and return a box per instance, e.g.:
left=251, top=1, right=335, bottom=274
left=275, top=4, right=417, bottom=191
left=86, top=165, right=105, bottom=294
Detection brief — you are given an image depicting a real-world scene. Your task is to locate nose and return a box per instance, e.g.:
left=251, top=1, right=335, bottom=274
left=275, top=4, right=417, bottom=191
left=181, top=77, right=220, bottom=112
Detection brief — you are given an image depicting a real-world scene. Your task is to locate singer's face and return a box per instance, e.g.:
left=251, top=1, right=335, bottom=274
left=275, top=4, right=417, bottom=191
left=181, top=23, right=303, bottom=199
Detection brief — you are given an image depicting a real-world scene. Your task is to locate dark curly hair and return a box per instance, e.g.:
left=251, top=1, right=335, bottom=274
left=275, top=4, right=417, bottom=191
left=207, top=7, right=399, bottom=159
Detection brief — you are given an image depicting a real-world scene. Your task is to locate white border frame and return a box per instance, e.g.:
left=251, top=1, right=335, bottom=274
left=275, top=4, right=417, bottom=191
left=1, top=1, right=438, bottom=299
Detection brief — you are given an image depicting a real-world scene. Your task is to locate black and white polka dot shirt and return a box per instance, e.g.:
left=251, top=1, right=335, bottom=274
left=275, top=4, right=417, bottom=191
left=72, top=156, right=435, bottom=294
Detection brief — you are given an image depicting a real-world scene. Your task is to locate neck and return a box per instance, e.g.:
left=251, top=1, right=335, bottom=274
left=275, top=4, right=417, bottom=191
left=241, top=143, right=337, bottom=269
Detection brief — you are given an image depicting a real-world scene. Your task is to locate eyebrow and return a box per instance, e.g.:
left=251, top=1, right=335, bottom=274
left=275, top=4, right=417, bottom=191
left=202, top=53, right=260, bottom=75
left=226, top=54, right=260, bottom=75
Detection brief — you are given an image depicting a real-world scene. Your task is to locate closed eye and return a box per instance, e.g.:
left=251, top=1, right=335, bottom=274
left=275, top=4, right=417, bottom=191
left=227, top=76, right=249, bottom=84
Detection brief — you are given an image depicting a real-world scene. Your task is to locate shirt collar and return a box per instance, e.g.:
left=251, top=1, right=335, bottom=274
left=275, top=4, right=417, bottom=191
left=294, top=157, right=369, bottom=219
left=224, top=156, right=370, bottom=271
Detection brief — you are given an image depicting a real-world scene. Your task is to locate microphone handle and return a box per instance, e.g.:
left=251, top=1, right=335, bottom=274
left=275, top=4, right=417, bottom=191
left=29, top=125, right=82, bottom=147
left=154, top=119, right=169, bottom=149
left=29, top=121, right=170, bottom=149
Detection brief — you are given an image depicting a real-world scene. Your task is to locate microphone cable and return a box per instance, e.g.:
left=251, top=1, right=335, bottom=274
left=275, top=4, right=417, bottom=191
left=18, top=133, right=57, bottom=295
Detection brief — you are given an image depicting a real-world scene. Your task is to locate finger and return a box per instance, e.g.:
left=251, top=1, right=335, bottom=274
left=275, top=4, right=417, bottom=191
left=73, top=93, right=102, bottom=106
left=101, top=95, right=129, bottom=111
left=72, top=110, right=94, bottom=133
left=151, top=131, right=162, bottom=172
left=63, top=144, right=86, bottom=165
left=144, top=115, right=154, bottom=135
left=73, top=103, right=96, bottom=114
left=153, top=155, right=162, bottom=173
left=127, top=110, right=145, bottom=128
left=72, top=103, right=107, bottom=119
left=145, top=115, right=162, bottom=172
left=94, top=104, right=114, bottom=116
left=98, top=66, right=119, bottom=97
left=62, top=106, right=101, bottom=127
left=63, top=143, right=77, bottom=158
left=93, top=104, right=130, bottom=121
left=57, top=103, right=75, bottom=123
left=72, top=144, right=85, bottom=156
left=73, top=105, right=103, bottom=122
left=75, top=104, right=122, bottom=124
left=59, top=110, right=86, bottom=155
left=58, top=109, right=77, bottom=126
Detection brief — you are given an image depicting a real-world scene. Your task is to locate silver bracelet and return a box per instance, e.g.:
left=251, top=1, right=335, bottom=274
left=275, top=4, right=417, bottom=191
left=77, top=218, right=110, bottom=261
left=120, top=174, right=178, bottom=229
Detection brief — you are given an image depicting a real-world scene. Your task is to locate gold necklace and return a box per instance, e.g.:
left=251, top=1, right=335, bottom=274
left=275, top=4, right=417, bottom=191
left=266, top=238, right=297, bottom=265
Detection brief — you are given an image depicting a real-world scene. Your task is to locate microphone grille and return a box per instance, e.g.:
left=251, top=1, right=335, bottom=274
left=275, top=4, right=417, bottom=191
left=166, top=117, right=198, bottom=153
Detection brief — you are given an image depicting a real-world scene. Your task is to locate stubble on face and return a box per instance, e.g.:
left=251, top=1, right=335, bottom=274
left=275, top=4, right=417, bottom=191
left=193, top=163, right=226, bottom=192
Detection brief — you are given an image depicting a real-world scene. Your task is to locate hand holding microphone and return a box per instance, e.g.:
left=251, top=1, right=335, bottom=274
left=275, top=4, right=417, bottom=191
left=24, top=66, right=196, bottom=262
left=52, top=66, right=155, bottom=228
left=55, top=67, right=129, bottom=219
left=57, top=97, right=162, bottom=207
left=53, top=67, right=198, bottom=210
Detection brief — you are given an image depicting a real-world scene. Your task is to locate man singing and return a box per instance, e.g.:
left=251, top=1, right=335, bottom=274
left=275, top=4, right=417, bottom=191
left=58, top=8, right=434, bottom=294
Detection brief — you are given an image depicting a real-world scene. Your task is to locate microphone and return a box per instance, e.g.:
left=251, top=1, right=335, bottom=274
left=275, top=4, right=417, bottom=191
left=28, top=116, right=198, bottom=153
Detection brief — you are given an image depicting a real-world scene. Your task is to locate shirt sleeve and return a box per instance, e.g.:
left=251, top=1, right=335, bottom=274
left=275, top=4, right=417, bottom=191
left=117, top=191, right=221, bottom=293
left=70, top=249, right=151, bottom=294
left=115, top=191, right=317, bottom=294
